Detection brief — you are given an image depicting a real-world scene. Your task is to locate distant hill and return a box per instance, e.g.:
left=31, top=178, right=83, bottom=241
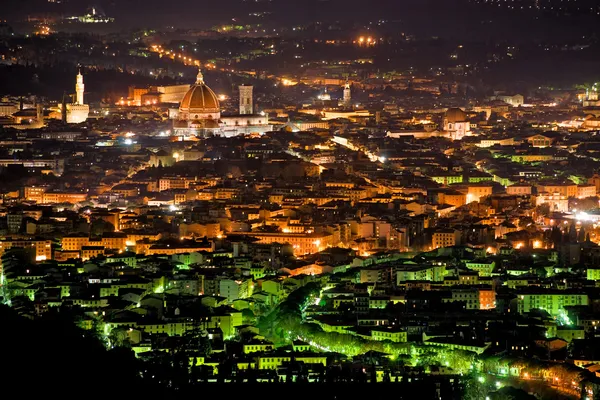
left=5, top=0, right=600, bottom=41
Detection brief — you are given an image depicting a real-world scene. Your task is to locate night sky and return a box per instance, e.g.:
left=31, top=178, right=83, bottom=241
left=3, top=0, right=600, bottom=41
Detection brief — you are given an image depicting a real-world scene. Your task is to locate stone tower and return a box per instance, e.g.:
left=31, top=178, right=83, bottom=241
left=76, top=70, right=85, bottom=105
left=239, top=85, right=253, bottom=115
left=343, top=80, right=351, bottom=108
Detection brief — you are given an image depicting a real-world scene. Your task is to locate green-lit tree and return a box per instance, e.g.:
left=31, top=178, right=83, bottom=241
left=462, top=375, right=488, bottom=400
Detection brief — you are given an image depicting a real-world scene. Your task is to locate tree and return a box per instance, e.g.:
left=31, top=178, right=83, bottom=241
left=108, top=327, right=132, bottom=348
left=462, top=376, right=488, bottom=400
left=0, top=305, right=142, bottom=394
left=578, top=227, right=586, bottom=243
left=490, top=386, right=537, bottom=399
left=537, top=203, right=551, bottom=217
left=90, top=219, right=115, bottom=236
left=241, top=308, right=256, bottom=324
left=569, top=224, right=577, bottom=242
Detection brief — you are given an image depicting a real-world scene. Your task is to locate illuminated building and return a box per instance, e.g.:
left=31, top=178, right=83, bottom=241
left=587, top=267, right=600, bottom=281
left=70, top=7, right=115, bottom=23
left=463, top=184, right=493, bottom=203
left=124, top=232, right=161, bottom=246
left=444, top=287, right=496, bottom=310
left=0, top=101, right=18, bottom=117
left=516, top=290, right=588, bottom=317
left=62, top=233, right=89, bottom=251
left=506, top=184, right=532, bottom=196
left=24, top=186, right=47, bottom=202
left=442, top=108, right=471, bottom=140
left=526, top=133, right=554, bottom=148
left=583, top=87, right=600, bottom=107
left=488, top=93, right=524, bottom=107
left=173, top=70, right=272, bottom=138
left=477, top=137, right=517, bottom=148
left=537, top=183, right=577, bottom=198
left=239, top=85, right=253, bottom=114
left=511, top=154, right=555, bottom=163
left=432, top=229, right=460, bottom=249
left=65, top=71, right=89, bottom=124
left=228, top=232, right=334, bottom=255
left=577, top=184, right=596, bottom=199
left=128, top=86, right=149, bottom=105
left=127, top=84, right=190, bottom=106
left=0, top=238, right=52, bottom=260
left=89, top=210, right=120, bottom=230
left=100, top=233, right=128, bottom=251
left=437, top=190, right=466, bottom=207
left=317, top=88, right=331, bottom=101
left=219, top=278, right=253, bottom=302
left=141, top=241, right=214, bottom=256
left=430, top=174, right=463, bottom=185
left=465, top=260, right=496, bottom=277
left=81, top=246, right=104, bottom=261
left=425, top=339, right=490, bottom=355
left=536, top=192, right=569, bottom=213
left=396, top=265, right=448, bottom=283
left=255, top=353, right=327, bottom=370
left=148, top=151, right=175, bottom=167
left=342, top=79, right=352, bottom=108
left=281, top=263, right=334, bottom=276
left=61, top=233, right=128, bottom=258
left=5, top=105, right=45, bottom=129
left=370, top=327, right=408, bottom=343
left=387, top=130, right=444, bottom=139
left=40, top=191, right=87, bottom=204
left=179, top=222, right=221, bottom=239
left=321, top=109, right=371, bottom=121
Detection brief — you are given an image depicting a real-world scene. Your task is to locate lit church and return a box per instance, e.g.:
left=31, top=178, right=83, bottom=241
left=173, top=70, right=272, bottom=138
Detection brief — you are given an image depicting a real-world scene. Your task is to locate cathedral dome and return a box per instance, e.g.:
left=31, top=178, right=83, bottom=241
left=179, top=70, right=220, bottom=117
left=444, top=107, right=468, bottom=123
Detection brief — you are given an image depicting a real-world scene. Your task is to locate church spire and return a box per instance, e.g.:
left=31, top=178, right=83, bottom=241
left=196, top=69, right=204, bottom=84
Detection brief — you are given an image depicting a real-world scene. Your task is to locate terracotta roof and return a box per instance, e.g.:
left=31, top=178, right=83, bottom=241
left=445, top=107, right=468, bottom=123
left=179, top=83, right=220, bottom=113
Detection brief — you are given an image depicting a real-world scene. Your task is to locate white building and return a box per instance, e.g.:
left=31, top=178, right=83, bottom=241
left=536, top=192, right=569, bottom=213
left=173, top=70, right=272, bottom=138
left=442, top=108, right=471, bottom=140
left=0, top=102, right=18, bottom=117
left=489, top=94, right=524, bottom=107
left=219, top=279, right=251, bottom=302
left=66, top=71, right=89, bottom=124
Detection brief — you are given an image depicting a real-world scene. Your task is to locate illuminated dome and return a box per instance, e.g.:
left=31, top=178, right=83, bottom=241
left=179, top=70, right=221, bottom=120
left=444, top=107, right=468, bottom=123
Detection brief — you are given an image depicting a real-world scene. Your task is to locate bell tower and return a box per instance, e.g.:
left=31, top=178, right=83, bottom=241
left=343, top=79, right=351, bottom=108
left=75, top=70, right=85, bottom=105
left=239, top=85, right=253, bottom=115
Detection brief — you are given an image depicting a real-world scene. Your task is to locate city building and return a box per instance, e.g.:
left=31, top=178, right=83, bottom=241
left=65, top=71, right=89, bottom=123
left=442, top=108, right=471, bottom=140
left=172, top=70, right=272, bottom=138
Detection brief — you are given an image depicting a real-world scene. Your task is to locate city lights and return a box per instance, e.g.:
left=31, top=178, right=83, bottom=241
left=3, top=2, right=600, bottom=395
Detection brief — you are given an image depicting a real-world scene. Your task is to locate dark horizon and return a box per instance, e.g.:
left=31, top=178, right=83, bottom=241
left=4, top=0, right=600, bottom=41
